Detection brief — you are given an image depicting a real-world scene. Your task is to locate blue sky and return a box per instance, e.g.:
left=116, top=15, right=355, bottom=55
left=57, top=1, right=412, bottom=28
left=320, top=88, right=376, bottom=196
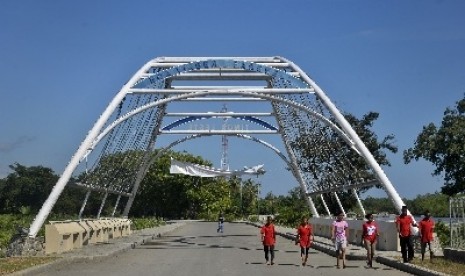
left=1, top=0, right=464, bottom=200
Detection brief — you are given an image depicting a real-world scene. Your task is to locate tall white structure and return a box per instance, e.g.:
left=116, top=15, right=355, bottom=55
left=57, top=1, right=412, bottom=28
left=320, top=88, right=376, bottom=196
left=28, top=57, right=406, bottom=238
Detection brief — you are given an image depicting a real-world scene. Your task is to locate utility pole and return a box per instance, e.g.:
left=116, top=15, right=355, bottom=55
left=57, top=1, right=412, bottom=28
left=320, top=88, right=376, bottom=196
left=257, top=183, right=261, bottom=217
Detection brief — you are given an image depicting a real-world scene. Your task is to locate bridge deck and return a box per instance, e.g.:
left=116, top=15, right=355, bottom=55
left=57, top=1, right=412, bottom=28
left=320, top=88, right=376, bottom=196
left=25, top=221, right=416, bottom=276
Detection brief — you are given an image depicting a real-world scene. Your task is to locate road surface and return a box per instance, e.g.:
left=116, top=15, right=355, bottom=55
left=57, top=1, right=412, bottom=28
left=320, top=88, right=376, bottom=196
left=36, top=221, right=411, bottom=276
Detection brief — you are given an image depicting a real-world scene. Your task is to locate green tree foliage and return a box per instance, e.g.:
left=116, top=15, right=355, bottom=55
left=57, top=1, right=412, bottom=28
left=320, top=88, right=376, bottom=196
left=361, top=196, right=398, bottom=214
left=408, top=192, right=449, bottom=217
left=0, top=164, right=57, bottom=214
left=260, top=192, right=277, bottom=215
left=0, top=163, right=89, bottom=216
left=404, top=95, right=465, bottom=196
left=361, top=193, right=449, bottom=217
left=126, top=150, right=238, bottom=220
left=434, top=221, right=450, bottom=247
left=273, top=187, right=309, bottom=227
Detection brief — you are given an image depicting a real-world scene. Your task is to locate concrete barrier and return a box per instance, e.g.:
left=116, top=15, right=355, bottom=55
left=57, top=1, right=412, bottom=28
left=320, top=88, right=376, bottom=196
left=44, top=219, right=133, bottom=255
left=121, top=219, right=131, bottom=236
left=77, top=221, right=92, bottom=246
left=86, top=220, right=101, bottom=244
left=45, top=221, right=83, bottom=254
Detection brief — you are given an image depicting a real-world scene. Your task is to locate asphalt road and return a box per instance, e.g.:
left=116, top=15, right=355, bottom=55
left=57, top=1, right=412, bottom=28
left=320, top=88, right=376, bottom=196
left=36, top=222, right=412, bottom=276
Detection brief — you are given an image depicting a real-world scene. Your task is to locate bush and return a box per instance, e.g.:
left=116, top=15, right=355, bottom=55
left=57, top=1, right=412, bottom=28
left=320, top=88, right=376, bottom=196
left=248, top=215, right=259, bottom=222
left=0, top=214, right=34, bottom=249
left=435, top=221, right=450, bottom=248
left=130, top=217, right=164, bottom=230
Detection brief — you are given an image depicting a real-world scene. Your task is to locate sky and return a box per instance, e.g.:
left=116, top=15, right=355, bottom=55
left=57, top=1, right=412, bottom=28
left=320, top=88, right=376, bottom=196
left=1, top=0, right=465, bottom=200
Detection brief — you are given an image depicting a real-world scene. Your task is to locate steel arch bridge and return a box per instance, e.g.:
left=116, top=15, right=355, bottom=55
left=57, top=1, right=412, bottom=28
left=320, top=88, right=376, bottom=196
left=28, top=56, right=407, bottom=238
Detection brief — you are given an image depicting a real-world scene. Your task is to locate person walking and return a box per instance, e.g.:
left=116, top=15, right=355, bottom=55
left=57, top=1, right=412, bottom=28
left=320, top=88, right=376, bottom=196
left=260, top=216, right=276, bottom=265
left=295, top=216, right=314, bottom=266
left=361, top=213, right=379, bottom=267
left=395, top=206, right=416, bottom=263
left=418, top=210, right=435, bottom=262
left=331, top=211, right=349, bottom=269
left=217, top=212, right=225, bottom=233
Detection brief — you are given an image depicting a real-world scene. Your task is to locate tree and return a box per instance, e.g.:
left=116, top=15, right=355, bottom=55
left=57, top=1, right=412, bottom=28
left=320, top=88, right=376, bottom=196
left=274, top=187, right=309, bottom=226
left=408, top=192, right=449, bottom=217
left=0, top=163, right=58, bottom=214
left=404, top=95, right=465, bottom=196
left=361, top=196, right=398, bottom=214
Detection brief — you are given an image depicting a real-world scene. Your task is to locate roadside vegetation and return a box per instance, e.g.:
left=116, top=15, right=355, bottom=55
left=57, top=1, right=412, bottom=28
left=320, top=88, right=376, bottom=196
left=399, top=257, right=465, bottom=276
left=0, top=257, right=58, bottom=275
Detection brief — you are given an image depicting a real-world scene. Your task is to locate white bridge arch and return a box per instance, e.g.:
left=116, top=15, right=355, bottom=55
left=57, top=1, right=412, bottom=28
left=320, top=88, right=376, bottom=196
left=28, top=57, right=406, bottom=238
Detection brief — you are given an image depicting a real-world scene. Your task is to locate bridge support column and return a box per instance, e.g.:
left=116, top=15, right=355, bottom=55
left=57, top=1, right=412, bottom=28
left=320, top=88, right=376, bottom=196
left=97, top=192, right=108, bottom=219
left=78, top=190, right=91, bottom=219
left=334, top=192, right=345, bottom=217
left=112, top=195, right=121, bottom=217
left=320, top=194, right=331, bottom=217
left=352, top=188, right=366, bottom=217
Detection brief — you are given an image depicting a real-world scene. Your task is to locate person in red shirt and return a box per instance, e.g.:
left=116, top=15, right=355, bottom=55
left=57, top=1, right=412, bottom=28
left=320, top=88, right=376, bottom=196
left=418, top=210, right=435, bottom=262
left=361, top=213, right=379, bottom=267
left=260, top=216, right=276, bottom=265
left=395, top=206, right=416, bottom=263
left=295, top=216, right=314, bottom=266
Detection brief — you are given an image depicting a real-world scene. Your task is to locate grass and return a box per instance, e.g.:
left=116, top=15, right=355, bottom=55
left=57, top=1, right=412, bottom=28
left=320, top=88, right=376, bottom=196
left=403, top=256, right=465, bottom=276
left=0, top=257, right=58, bottom=275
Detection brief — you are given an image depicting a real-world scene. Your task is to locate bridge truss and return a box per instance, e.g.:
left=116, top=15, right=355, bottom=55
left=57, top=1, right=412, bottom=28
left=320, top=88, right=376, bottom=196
left=28, top=56, right=406, bottom=237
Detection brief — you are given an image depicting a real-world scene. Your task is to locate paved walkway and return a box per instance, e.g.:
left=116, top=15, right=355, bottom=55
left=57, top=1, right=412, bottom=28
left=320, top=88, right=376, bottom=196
left=12, top=221, right=448, bottom=276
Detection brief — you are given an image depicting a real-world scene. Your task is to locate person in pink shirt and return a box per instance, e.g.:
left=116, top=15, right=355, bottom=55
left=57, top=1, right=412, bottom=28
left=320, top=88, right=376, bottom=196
left=331, top=211, right=349, bottom=269
left=418, top=210, right=435, bottom=262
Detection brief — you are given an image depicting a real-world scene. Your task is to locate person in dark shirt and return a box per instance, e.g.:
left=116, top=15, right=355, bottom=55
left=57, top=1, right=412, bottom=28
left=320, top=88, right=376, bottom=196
left=217, top=213, right=225, bottom=233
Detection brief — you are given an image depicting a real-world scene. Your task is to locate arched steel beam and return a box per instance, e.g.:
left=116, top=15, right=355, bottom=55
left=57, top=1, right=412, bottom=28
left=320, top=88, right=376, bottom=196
left=161, top=115, right=278, bottom=131
left=133, top=59, right=308, bottom=90
left=83, top=91, right=357, bottom=161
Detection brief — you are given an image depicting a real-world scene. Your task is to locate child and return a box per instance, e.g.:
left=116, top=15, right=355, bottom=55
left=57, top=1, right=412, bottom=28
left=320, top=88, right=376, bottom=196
left=331, top=211, right=349, bottom=269
left=296, top=216, right=314, bottom=266
left=362, top=213, right=379, bottom=267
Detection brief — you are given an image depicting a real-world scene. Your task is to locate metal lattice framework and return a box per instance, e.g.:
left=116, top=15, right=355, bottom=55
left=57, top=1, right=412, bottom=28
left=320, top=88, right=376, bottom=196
left=449, top=197, right=465, bottom=249
left=28, top=56, right=407, bottom=237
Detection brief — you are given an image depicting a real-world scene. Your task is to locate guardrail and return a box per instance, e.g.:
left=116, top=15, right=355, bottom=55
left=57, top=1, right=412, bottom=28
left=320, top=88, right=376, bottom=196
left=45, top=218, right=131, bottom=254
